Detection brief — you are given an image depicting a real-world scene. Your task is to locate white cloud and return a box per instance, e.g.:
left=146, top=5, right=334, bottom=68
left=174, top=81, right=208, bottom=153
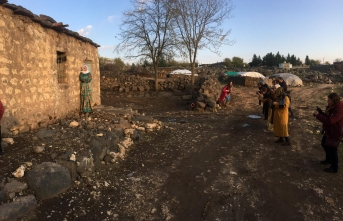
left=108, top=15, right=115, bottom=22
left=138, top=0, right=151, bottom=3
left=99, top=45, right=115, bottom=50
left=77, top=25, right=92, bottom=36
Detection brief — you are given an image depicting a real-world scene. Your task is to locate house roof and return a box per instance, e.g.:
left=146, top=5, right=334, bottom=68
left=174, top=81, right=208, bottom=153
left=0, top=0, right=100, bottom=47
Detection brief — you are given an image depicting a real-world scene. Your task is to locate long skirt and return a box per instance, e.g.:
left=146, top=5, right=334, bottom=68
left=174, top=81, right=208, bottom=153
left=80, top=82, right=92, bottom=113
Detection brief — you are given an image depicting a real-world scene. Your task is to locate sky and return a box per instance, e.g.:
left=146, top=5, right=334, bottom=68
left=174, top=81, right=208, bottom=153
left=7, top=0, right=343, bottom=65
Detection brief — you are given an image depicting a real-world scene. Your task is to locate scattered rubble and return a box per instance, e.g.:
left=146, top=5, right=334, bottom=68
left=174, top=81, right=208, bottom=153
left=0, top=105, right=163, bottom=220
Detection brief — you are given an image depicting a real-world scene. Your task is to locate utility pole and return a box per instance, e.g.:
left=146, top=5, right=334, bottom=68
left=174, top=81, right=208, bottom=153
left=323, top=57, right=325, bottom=64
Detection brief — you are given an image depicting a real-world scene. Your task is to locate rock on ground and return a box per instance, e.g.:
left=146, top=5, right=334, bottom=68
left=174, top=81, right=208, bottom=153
left=0, top=195, right=37, bottom=221
left=26, top=162, right=72, bottom=200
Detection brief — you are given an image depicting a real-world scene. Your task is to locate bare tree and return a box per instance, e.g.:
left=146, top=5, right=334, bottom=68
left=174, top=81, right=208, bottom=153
left=171, top=0, right=235, bottom=90
left=115, top=0, right=175, bottom=90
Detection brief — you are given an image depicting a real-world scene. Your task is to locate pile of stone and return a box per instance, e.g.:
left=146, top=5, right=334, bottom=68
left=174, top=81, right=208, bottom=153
left=183, top=77, right=223, bottom=112
left=0, top=105, right=163, bottom=220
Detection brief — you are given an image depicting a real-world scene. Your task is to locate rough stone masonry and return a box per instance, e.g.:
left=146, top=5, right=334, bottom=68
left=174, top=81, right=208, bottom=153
left=0, top=2, right=100, bottom=135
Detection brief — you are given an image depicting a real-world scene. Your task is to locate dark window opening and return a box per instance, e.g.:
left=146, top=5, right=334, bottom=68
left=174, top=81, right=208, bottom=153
left=57, top=51, right=67, bottom=84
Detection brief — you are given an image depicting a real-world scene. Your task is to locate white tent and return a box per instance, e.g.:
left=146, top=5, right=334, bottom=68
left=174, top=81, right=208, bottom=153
left=168, top=69, right=198, bottom=76
left=270, top=73, right=303, bottom=86
left=236, top=72, right=265, bottom=78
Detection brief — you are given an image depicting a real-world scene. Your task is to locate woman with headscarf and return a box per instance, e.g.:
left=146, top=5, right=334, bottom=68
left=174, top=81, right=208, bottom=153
left=79, top=65, right=93, bottom=113
left=313, top=93, right=343, bottom=173
left=272, top=87, right=291, bottom=145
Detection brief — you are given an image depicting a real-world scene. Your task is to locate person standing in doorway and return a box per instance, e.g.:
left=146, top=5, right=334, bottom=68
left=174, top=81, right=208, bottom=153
left=0, top=100, right=5, bottom=155
left=79, top=65, right=93, bottom=114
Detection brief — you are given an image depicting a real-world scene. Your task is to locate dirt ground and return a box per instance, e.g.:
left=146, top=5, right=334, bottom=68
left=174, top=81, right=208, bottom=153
left=2, top=83, right=343, bottom=221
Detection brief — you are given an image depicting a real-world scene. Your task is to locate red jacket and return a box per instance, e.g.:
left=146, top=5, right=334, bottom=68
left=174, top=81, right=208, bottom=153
left=316, top=101, right=343, bottom=138
left=0, top=100, right=4, bottom=121
left=218, top=85, right=231, bottom=102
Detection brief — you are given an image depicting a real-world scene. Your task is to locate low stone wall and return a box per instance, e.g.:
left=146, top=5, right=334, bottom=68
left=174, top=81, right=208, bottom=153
left=101, top=75, right=154, bottom=92
left=100, top=71, right=226, bottom=111
left=100, top=74, right=205, bottom=92
left=310, top=65, right=334, bottom=71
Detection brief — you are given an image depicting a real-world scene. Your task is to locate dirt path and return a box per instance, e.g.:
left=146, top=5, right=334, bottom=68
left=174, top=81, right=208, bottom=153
left=6, top=84, right=343, bottom=221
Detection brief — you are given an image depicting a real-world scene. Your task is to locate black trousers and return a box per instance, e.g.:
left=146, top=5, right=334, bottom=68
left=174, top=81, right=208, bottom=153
left=262, top=102, right=269, bottom=120
left=322, top=135, right=338, bottom=170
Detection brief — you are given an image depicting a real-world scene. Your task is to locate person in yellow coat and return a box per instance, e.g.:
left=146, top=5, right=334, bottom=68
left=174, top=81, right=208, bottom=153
left=272, top=87, right=291, bottom=145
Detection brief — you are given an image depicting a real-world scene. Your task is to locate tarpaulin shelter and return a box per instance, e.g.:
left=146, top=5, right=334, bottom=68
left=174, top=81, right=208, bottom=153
left=225, top=71, right=240, bottom=76
left=237, top=72, right=265, bottom=78
left=226, top=72, right=265, bottom=78
left=169, top=69, right=198, bottom=76
left=270, top=73, right=303, bottom=86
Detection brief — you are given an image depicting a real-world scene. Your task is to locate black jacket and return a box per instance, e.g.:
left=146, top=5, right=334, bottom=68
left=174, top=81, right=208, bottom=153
left=279, top=81, right=287, bottom=93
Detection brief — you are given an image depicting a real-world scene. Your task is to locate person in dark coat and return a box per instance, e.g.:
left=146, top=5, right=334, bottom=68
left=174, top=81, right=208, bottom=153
left=313, top=93, right=343, bottom=173
left=257, top=80, right=271, bottom=107
left=277, top=77, right=287, bottom=92
left=257, top=87, right=272, bottom=120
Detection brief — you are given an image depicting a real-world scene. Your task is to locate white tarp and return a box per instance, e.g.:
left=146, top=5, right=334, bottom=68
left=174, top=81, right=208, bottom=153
left=270, top=73, right=303, bottom=86
left=169, top=69, right=198, bottom=76
left=236, top=72, right=265, bottom=78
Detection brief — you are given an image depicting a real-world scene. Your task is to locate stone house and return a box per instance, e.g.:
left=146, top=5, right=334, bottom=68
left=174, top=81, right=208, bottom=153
left=0, top=1, right=100, bottom=134
left=279, top=62, right=292, bottom=70
left=333, top=61, right=343, bottom=71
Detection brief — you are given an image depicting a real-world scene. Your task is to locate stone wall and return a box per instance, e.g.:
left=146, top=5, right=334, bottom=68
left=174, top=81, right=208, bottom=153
left=0, top=5, right=100, bottom=134
left=101, top=73, right=204, bottom=92
left=310, top=64, right=334, bottom=71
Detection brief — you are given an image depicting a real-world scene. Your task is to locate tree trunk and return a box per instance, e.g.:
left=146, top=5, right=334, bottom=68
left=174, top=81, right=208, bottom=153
left=154, top=64, right=159, bottom=91
left=191, top=63, right=196, bottom=91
